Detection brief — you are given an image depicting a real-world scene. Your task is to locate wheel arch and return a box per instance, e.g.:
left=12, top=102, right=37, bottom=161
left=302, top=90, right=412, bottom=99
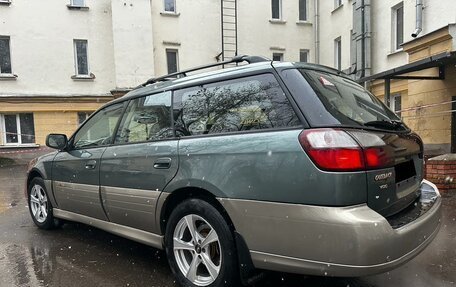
left=158, top=186, right=235, bottom=235
left=26, top=169, right=45, bottom=195
left=157, top=186, right=258, bottom=283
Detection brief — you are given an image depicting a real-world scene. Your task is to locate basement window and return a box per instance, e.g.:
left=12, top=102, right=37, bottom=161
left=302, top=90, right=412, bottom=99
left=0, top=113, right=35, bottom=145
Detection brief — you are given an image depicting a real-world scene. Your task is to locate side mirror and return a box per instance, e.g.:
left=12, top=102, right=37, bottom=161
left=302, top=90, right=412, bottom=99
left=46, top=134, right=68, bottom=150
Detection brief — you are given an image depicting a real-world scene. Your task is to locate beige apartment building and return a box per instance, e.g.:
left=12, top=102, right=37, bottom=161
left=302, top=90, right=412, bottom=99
left=1, top=0, right=456, bottom=156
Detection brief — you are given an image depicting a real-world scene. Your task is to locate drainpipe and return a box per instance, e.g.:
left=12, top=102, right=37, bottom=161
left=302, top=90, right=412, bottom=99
left=314, top=0, right=320, bottom=64
left=412, top=0, right=424, bottom=38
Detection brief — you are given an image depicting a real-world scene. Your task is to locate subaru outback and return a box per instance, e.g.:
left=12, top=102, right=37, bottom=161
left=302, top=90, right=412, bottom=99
left=26, top=55, right=441, bottom=287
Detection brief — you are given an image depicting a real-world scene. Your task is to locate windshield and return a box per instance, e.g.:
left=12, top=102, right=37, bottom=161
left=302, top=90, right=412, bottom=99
left=300, top=69, right=405, bottom=129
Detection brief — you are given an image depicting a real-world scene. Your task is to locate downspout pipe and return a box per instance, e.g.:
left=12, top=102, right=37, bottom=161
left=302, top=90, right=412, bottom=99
left=412, top=0, right=424, bottom=38
left=314, top=0, right=320, bottom=64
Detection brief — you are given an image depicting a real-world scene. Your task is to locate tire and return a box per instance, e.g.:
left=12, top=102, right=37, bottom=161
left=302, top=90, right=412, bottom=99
left=28, top=177, right=62, bottom=230
left=165, top=199, right=239, bottom=287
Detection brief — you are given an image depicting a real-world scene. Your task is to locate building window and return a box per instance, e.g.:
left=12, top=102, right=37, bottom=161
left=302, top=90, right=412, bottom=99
left=164, top=0, right=176, bottom=12
left=393, top=3, right=404, bottom=51
left=1, top=113, right=35, bottom=145
left=0, top=36, right=12, bottom=74
left=299, top=0, right=307, bottom=21
left=299, top=49, right=309, bottom=63
left=391, top=94, right=402, bottom=118
left=334, top=37, right=341, bottom=70
left=78, top=112, right=92, bottom=126
left=271, top=0, right=282, bottom=20
left=70, top=0, right=85, bottom=7
left=272, top=53, right=283, bottom=61
left=166, top=49, right=179, bottom=74
left=334, top=0, right=343, bottom=9
left=74, top=39, right=89, bottom=76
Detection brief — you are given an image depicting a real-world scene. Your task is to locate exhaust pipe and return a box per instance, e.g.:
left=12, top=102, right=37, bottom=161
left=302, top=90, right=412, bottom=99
left=412, top=0, right=424, bottom=38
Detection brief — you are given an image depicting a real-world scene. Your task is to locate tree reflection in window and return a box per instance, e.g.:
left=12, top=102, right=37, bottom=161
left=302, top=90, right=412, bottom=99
left=173, top=74, right=300, bottom=136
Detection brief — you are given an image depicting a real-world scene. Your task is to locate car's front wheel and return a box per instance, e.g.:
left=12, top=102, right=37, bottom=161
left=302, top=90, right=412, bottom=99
left=165, top=199, right=239, bottom=287
left=28, top=177, right=62, bottom=229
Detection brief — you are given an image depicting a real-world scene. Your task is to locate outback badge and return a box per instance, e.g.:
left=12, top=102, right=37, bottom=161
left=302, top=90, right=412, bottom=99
left=375, top=172, right=393, bottom=181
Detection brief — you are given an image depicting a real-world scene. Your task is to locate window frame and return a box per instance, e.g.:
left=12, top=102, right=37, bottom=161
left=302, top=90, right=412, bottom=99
left=271, top=0, right=282, bottom=20
left=298, top=0, right=308, bottom=21
left=334, top=37, right=342, bottom=70
left=392, top=2, right=404, bottom=51
left=70, top=0, right=85, bottom=7
left=272, top=53, right=284, bottom=62
left=0, top=113, right=35, bottom=146
left=299, top=49, right=309, bottom=63
left=391, top=94, right=402, bottom=118
left=0, top=35, right=12, bottom=75
left=73, top=39, right=90, bottom=76
left=163, top=0, right=176, bottom=13
left=166, top=49, right=179, bottom=75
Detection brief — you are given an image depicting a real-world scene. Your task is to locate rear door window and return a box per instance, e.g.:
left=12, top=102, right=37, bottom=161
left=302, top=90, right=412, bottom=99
left=173, top=74, right=300, bottom=136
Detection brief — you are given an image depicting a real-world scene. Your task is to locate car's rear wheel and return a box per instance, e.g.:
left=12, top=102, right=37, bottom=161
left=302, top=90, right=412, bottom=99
left=165, top=199, right=239, bottom=287
left=28, top=177, right=62, bottom=229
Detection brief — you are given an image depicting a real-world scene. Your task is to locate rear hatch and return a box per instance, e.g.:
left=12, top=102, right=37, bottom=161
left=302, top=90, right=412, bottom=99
left=351, top=131, right=424, bottom=217
left=286, top=67, right=424, bottom=216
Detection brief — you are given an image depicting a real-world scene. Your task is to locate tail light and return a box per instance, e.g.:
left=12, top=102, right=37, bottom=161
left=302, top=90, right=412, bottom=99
left=299, top=129, right=392, bottom=172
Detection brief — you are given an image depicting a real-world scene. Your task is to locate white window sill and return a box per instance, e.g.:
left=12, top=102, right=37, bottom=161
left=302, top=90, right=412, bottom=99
left=0, top=1, right=11, bottom=6
left=387, top=48, right=404, bottom=57
left=71, top=73, right=96, bottom=81
left=332, top=4, right=344, bottom=13
left=296, top=20, right=312, bottom=26
left=160, top=11, right=180, bottom=17
left=0, top=73, right=18, bottom=80
left=67, top=4, right=89, bottom=10
left=269, top=19, right=287, bottom=24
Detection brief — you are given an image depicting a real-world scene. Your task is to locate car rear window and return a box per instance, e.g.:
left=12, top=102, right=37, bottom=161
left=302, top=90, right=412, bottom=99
left=299, top=69, right=400, bottom=126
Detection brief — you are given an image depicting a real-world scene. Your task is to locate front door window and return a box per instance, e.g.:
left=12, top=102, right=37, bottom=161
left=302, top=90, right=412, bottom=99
left=73, top=103, right=124, bottom=149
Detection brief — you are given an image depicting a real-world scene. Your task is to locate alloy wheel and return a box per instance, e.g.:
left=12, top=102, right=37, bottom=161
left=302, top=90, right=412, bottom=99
left=30, top=184, right=48, bottom=223
left=173, top=214, right=222, bottom=286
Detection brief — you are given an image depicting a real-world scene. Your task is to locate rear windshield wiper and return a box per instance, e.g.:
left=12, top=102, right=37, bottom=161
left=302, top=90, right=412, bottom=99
left=364, top=120, right=406, bottom=131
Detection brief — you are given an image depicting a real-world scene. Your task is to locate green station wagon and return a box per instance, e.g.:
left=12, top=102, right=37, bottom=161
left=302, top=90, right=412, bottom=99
left=26, top=56, right=442, bottom=287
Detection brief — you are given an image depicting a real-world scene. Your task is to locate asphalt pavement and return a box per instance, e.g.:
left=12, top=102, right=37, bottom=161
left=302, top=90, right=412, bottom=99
left=0, top=152, right=455, bottom=287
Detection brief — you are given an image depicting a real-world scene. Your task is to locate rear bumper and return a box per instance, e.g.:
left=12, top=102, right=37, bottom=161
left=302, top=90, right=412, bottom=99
left=218, top=179, right=442, bottom=277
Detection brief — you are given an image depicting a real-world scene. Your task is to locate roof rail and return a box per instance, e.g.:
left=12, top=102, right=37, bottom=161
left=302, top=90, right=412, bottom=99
left=137, top=55, right=270, bottom=88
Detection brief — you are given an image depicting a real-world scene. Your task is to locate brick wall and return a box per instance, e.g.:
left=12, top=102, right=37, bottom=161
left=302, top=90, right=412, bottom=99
left=426, top=154, right=456, bottom=192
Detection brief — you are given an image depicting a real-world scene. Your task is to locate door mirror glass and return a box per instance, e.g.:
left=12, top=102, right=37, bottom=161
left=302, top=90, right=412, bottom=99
left=46, top=134, right=68, bottom=150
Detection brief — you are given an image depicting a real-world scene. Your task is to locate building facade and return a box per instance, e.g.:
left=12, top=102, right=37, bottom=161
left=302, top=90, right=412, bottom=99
left=1, top=0, right=456, bottom=155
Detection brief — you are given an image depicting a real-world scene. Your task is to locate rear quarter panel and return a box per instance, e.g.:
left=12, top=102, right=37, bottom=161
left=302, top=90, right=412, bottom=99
left=166, top=129, right=367, bottom=206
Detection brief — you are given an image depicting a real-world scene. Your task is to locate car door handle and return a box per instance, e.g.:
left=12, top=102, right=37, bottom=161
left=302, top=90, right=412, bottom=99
left=85, top=160, right=97, bottom=169
left=153, top=158, right=172, bottom=169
